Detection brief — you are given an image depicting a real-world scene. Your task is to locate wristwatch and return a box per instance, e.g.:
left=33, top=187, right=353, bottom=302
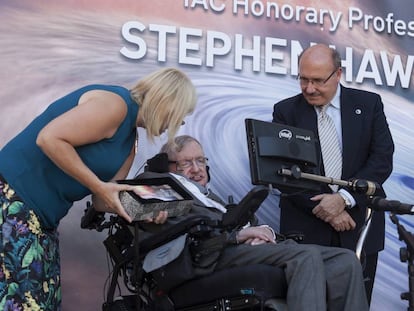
left=338, top=192, right=352, bottom=209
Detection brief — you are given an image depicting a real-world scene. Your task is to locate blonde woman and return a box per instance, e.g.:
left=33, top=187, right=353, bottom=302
left=0, top=67, right=196, bottom=310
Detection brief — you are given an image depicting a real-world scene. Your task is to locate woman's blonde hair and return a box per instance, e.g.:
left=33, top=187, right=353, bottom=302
left=130, top=67, right=197, bottom=143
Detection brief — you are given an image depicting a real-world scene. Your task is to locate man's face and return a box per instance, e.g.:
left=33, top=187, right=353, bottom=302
left=169, top=140, right=209, bottom=187
left=298, top=55, right=341, bottom=107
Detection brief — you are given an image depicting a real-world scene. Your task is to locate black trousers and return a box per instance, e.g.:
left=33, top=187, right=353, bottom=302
left=362, top=252, right=378, bottom=305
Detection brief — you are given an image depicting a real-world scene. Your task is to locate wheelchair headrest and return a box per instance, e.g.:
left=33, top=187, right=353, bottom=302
left=146, top=153, right=170, bottom=173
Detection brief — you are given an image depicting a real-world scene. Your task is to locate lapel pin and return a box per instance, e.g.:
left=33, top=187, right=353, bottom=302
left=355, top=109, right=361, bottom=115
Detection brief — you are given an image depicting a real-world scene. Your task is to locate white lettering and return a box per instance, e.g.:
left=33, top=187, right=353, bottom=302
left=329, top=10, right=342, bottom=31
left=304, top=8, right=317, bottom=24
left=385, top=13, right=394, bottom=33
left=372, top=16, right=385, bottom=32
left=348, top=7, right=413, bottom=37
left=394, top=20, right=406, bottom=36
left=290, top=40, right=304, bottom=75
left=149, top=24, right=176, bottom=62
left=210, top=0, right=225, bottom=12
left=380, top=51, right=414, bottom=88
left=233, top=0, right=249, bottom=15
left=280, top=5, right=294, bottom=21
left=234, top=34, right=261, bottom=71
left=355, top=49, right=382, bottom=85
left=408, top=21, right=414, bottom=37
left=120, top=21, right=147, bottom=60
left=120, top=21, right=414, bottom=89
left=184, top=0, right=225, bottom=12
left=233, top=1, right=341, bottom=32
left=348, top=7, right=363, bottom=29
left=206, top=31, right=232, bottom=67
left=251, top=0, right=264, bottom=17
left=265, top=37, right=287, bottom=74
left=178, top=27, right=203, bottom=66
left=187, top=0, right=208, bottom=10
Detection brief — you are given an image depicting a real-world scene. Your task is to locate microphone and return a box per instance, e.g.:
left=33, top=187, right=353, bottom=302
left=370, top=197, right=414, bottom=215
left=347, top=179, right=381, bottom=196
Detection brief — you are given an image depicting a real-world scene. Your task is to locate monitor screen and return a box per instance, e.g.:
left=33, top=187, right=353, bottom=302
left=245, top=118, right=321, bottom=193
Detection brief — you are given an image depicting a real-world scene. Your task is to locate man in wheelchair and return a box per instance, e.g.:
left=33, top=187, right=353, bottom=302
left=85, top=135, right=369, bottom=310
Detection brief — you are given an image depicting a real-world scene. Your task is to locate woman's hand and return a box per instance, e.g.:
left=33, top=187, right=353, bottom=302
left=92, top=181, right=139, bottom=223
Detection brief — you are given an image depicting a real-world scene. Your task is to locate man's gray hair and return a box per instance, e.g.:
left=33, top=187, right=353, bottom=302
left=160, top=135, right=203, bottom=160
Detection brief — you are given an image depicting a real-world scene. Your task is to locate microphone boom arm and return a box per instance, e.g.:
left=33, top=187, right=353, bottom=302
left=279, top=166, right=378, bottom=196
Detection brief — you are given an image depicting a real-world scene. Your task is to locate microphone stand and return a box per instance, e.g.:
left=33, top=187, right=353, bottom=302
left=390, top=214, right=414, bottom=311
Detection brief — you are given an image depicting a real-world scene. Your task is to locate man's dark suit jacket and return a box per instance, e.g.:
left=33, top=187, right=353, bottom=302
left=272, top=85, right=394, bottom=255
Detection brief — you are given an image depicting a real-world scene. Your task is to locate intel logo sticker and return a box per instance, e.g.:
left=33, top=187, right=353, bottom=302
left=279, top=129, right=292, bottom=140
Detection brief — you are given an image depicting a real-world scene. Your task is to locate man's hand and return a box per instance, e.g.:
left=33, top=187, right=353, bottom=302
left=328, top=210, right=356, bottom=231
left=237, top=226, right=276, bottom=245
left=144, top=210, right=169, bottom=224
left=311, top=193, right=346, bottom=222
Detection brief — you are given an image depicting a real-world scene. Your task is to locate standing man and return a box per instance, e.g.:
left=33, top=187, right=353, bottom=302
left=272, top=44, right=394, bottom=304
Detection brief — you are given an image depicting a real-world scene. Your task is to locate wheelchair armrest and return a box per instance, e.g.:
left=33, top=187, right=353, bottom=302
left=139, top=215, right=216, bottom=254
left=102, top=215, right=216, bottom=268
left=220, top=185, right=269, bottom=230
left=80, top=201, right=107, bottom=231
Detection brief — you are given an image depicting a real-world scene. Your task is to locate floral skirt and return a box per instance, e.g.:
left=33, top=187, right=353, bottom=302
left=0, top=177, right=61, bottom=311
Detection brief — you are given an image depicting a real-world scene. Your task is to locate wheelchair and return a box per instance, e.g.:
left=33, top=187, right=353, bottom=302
left=81, top=182, right=289, bottom=311
left=81, top=164, right=373, bottom=311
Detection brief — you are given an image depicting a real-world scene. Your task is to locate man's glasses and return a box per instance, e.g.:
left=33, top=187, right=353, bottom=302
left=169, top=157, right=208, bottom=169
left=297, top=69, right=338, bottom=87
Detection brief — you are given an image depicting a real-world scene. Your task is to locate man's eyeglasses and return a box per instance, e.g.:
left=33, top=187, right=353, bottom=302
left=297, top=69, right=338, bottom=87
left=169, top=157, right=208, bottom=169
